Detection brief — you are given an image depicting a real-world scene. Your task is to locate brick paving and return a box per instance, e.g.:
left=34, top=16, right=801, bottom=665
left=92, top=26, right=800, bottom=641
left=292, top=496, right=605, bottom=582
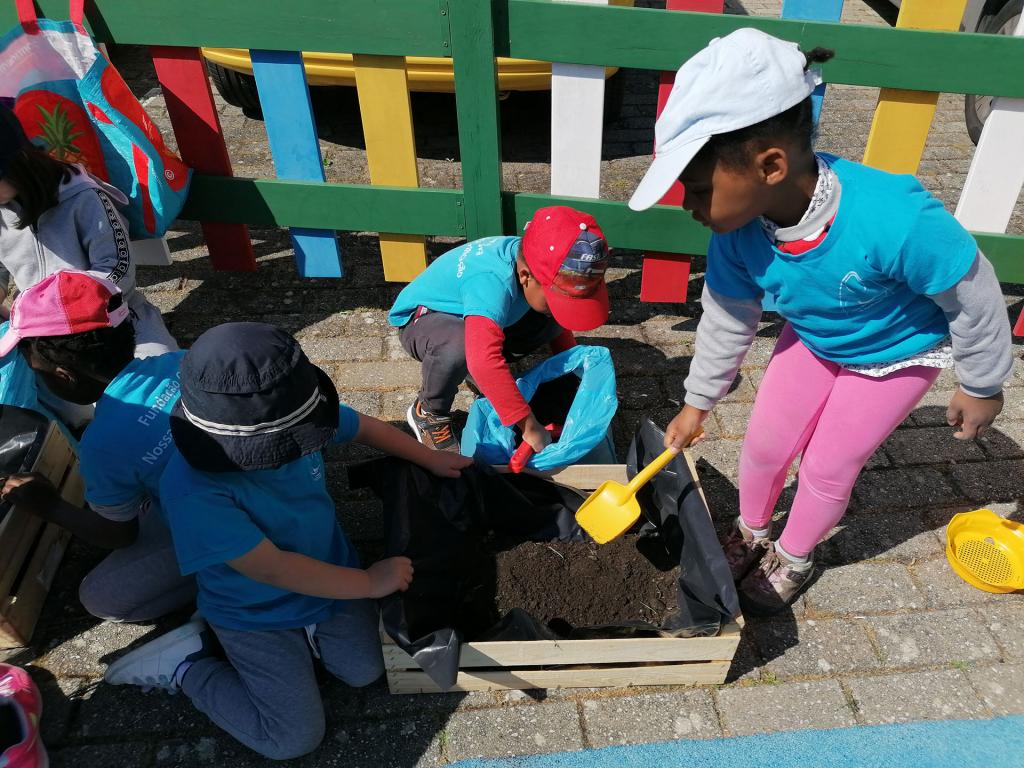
left=3, top=1, right=1023, bottom=766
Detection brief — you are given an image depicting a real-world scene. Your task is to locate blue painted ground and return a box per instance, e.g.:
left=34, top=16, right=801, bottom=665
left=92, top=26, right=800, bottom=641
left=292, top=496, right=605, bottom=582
left=451, top=716, right=1024, bottom=768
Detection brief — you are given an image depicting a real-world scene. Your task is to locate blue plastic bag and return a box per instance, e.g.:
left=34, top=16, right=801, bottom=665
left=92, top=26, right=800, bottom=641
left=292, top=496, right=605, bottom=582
left=461, top=345, right=618, bottom=472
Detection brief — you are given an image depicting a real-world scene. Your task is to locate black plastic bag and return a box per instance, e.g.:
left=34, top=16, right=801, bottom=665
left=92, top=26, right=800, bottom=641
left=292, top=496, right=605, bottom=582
left=0, top=405, right=52, bottom=524
left=351, top=419, right=739, bottom=690
left=629, top=418, right=740, bottom=637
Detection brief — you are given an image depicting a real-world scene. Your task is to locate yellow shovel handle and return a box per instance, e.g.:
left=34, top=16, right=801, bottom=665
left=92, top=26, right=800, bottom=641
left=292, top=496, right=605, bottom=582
left=625, top=429, right=704, bottom=494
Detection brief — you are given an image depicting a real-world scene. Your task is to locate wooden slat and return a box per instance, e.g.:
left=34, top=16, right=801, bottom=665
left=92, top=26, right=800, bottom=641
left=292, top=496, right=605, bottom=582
left=451, top=0, right=504, bottom=240
left=0, top=1, right=451, bottom=57
left=0, top=432, right=80, bottom=648
left=387, top=660, right=732, bottom=693
left=250, top=49, right=343, bottom=277
left=550, top=0, right=607, bottom=199
left=353, top=54, right=428, bottom=282
left=639, top=0, right=721, bottom=305
left=0, top=426, right=74, bottom=601
left=862, top=0, right=969, bottom=174
left=384, top=631, right=740, bottom=669
left=150, top=46, right=256, bottom=272
left=502, top=2, right=1024, bottom=98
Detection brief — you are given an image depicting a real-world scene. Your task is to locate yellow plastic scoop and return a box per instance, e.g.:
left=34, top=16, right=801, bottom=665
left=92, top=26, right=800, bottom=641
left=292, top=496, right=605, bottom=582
left=946, top=508, right=1024, bottom=593
left=577, top=434, right=701, bottom=545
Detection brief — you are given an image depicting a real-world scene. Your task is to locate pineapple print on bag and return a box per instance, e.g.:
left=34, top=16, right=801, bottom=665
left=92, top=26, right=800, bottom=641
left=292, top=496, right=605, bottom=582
left=14, top=91, right=109, bottom=180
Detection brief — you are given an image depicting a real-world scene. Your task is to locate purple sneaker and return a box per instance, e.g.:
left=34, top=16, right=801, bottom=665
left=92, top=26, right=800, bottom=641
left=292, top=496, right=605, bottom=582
left=738, top=542, right=814, bottom=616
left=721, top=520, right=770, bottom=582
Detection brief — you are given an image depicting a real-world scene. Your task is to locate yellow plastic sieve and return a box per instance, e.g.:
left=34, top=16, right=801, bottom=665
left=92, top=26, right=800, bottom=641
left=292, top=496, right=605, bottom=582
left=945, top=509, right=1024, bottom=594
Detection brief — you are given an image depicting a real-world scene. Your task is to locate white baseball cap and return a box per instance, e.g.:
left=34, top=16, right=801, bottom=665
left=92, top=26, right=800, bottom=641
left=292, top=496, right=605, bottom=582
left=629, top=28, right=822, bottom=212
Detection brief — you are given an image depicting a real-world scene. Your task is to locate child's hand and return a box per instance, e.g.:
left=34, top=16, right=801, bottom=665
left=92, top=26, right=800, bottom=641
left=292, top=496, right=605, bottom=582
left=519, top=413, right=553, bottom=454
left=947, top=389, right=1003, bottom=440
left=366, top=556, right=414, bottom=598
left=1, top=473, right=60, bottom=516
left=664, top=405, right=709, bottom=452
left=423, top=450, right=474, bottom=478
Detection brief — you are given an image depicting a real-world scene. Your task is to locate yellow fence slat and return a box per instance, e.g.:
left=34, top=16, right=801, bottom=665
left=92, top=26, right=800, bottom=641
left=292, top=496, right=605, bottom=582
left=861, top=0, right=968, bottom=174
left=353, top=54, right=428, bottom=282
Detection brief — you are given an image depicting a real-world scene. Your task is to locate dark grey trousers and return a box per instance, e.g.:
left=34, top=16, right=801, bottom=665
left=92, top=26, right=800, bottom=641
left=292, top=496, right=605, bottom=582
left=398, top=309, right=563, bottom=415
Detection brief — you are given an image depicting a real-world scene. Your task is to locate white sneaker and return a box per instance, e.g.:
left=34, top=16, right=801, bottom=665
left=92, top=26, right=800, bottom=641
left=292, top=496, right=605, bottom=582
left=104, top=620, right=213, bottom=692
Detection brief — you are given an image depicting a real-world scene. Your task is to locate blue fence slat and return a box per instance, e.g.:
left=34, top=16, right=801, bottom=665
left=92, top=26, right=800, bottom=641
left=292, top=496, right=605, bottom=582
left=250, top=49, right=343, bottom=278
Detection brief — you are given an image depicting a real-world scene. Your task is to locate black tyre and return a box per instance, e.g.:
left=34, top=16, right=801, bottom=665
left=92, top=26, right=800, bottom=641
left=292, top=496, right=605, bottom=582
left=964, top=0, right=1022, bottom=145
left=206, top=61, right=263, bottom=116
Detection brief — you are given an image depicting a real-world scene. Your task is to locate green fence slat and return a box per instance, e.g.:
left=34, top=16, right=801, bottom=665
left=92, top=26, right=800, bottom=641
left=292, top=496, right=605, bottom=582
left=503, top=0, right=1024, bottom=97
left=450, top=0, right=505, bottom=238
left=976, top=234, right=1024, bottom=285
left=180, top=177, right=466, bottom=235
left=503, top=194, right=712, bottom=255
left=0, top=1, right=450, bottom=57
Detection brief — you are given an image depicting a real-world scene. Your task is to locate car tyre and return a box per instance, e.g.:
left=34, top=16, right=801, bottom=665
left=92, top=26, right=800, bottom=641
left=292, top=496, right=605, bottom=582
left=964, top=0, right=1022, bottom=145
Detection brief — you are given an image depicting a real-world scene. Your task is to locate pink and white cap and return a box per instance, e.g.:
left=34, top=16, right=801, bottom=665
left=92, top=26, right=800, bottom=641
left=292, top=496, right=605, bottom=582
left=0, top=271, right=129, bottom=357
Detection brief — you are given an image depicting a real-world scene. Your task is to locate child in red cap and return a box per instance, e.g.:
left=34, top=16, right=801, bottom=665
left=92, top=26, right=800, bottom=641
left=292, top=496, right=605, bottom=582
left=388, top=206, right=610, bottom=453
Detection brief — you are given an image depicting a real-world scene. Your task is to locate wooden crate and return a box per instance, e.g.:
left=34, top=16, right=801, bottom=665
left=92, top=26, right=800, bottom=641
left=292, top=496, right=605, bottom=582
left=381, top=455, right=743, bottom=694
left=0, top=424, right=82, bottom=648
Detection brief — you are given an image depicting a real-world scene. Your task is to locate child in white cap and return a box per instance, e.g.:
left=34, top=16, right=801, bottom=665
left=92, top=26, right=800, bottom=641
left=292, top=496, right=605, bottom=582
left=630, top=28, right=1012, bottom=615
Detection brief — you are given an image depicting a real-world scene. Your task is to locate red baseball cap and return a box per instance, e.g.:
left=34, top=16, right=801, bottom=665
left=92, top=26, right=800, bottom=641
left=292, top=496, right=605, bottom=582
left=0, top=270, right=129, bottom=357
left=521, top=206, right=610, bottom=332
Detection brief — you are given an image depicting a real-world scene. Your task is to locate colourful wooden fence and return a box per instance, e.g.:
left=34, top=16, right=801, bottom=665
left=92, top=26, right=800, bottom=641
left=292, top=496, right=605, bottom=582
left=5, top=1, right=1023, bottom=329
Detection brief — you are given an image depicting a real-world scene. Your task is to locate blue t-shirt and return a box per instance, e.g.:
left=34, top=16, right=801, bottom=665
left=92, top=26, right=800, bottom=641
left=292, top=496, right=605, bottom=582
left=78, top=351, right=184, bottom=522
left=705, top=156, right=977, bottom=364
left=159, top=404, right=361, bottom=631
left=387, top=236, right=531, bottom=328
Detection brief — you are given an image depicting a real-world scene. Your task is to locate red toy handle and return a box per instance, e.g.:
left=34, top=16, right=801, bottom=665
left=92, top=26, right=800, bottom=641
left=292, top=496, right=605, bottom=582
left=509, top=424, right=563, bottom=473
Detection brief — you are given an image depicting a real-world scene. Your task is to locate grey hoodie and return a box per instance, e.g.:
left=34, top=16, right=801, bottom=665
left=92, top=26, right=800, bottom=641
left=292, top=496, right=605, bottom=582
left=0, top=166, right=176, bottom=356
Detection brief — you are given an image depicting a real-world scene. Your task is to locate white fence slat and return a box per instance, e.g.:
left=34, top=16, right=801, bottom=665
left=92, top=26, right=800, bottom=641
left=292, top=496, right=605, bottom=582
left=955, top=13, right=1024, bottom=234
left=550, top=0, right=608, bottom=198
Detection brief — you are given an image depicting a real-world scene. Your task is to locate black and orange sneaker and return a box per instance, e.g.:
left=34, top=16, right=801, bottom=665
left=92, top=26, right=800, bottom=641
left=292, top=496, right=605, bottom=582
left=406, top=399, right=460, bottom=453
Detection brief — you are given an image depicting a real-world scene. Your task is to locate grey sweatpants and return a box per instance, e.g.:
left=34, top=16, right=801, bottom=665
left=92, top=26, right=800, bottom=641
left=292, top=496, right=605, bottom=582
left=79, top=506, right=197, bottom=622
left=399, top=308, right=564, bottom=415
left=182, top=599, right=384, bottom=761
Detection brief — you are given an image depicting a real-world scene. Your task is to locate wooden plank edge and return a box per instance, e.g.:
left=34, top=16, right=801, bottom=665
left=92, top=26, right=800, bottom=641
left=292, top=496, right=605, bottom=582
left=386, top=660, right=732, bottom=694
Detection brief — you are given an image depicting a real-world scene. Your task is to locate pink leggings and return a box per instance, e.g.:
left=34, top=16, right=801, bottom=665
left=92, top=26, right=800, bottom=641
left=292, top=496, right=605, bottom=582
left=739, top=325, right=939, bottom=557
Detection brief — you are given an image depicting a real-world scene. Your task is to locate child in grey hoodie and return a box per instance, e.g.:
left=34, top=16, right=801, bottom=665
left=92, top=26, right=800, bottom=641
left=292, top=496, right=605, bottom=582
left=0, top=103, right=176, bottom=359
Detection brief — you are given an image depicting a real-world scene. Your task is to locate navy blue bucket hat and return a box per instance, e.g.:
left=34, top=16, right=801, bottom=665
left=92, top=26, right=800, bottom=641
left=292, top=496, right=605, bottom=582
left=170, top=322, right=340, bottom=472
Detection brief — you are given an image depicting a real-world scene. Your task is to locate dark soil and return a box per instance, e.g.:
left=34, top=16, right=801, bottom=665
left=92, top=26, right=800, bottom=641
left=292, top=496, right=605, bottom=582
left=457, top=534, right=680, bottom=636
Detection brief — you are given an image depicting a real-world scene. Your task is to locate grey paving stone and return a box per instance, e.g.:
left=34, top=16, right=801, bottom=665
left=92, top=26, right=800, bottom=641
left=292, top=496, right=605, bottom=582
left=820, top=509, right=943, bottom=565
left=846, top=669, right=987, bottom=725
left=335, top=390, right=383, bottom=419
left=581, top=690, right=720, bottom=747
left=360, top=678, right=498, bottom=718
left=911, top=556, right=1000, bottom=610
left=444, top=701, right=585, bottom=762
left=615, top=376, right=665, bottom=410
left=713, top=403, right=751, bottom=439
left=725, top=629, right=765, bottom=683
left=973, top=603, right=1024, bottom=661
left=967, top=663, right=1024, bottom=716
left=302, top=335, right=385, bottom=362
left=853, top=467, right=960, bottom=512
left=753, top=618, right=880, bottom=679
left=716, top=680, right=855, bottom=736
left=868, top=609, right=1000, bottom=668
left=71, top=680, right=212, bottom=741
left=804, top=562, right=926, bottom=617
left=315, top=715, right=446, bottom=768
left=331, top=361, right=424, bottom=390
left=952, top=459, right=1024, bottom=503
left=35, top=620, right=160, bottom=679
left=31, top=671, right=85, bottom=748
left=907, top=390, right=961, bottom=426
left=689, top=438, right=741, bottom=482
left=51, top=742, right=154, bottom=768
left=979, top=419, right=1024, bottom=459
left=883, top=427, right=987, bottom=466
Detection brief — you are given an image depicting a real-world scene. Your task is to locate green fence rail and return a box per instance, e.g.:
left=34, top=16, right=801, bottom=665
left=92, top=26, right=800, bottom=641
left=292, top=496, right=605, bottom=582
left=3, top=0, right=1023, bottom=283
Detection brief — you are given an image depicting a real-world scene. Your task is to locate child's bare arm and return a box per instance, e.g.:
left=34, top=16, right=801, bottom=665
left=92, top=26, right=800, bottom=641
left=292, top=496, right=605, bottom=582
left=1, top=473, right=139, bottom=549
left=227, top=538, right=413, bottom=599
left=353, top=412, right=472, bottom=477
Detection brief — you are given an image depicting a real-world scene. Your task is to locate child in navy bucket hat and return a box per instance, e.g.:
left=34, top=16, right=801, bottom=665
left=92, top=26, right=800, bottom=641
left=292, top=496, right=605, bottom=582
left=389, top=205, right=610, bottom=454
left=104, top=322, right=471, bottom=760
left=631, top=28, right=1011, bottom=615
